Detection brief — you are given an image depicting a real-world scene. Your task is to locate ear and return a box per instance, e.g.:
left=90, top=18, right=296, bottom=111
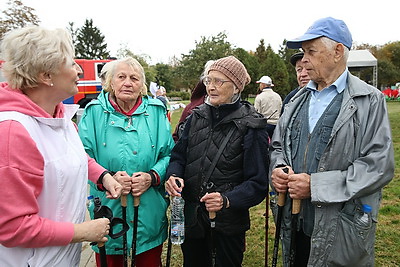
left=334, top=43, right=345, bottom=63
left=38, top=72, right=53, bottom=87
left=234, top=86, right=240, bottom=95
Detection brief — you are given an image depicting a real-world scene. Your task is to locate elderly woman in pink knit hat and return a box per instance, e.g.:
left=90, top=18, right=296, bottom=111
left=165, top=56, right=270, bottom=267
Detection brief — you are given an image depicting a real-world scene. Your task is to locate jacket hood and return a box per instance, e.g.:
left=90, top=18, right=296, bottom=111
left=0, top=82, right=76, bottom=121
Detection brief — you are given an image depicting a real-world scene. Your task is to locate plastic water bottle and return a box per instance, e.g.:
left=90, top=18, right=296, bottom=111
left=87, top=195, right=94, bottom=211
left=269, top=191, right=277, bottom=205
left=170, top=194, right=185, bottom=245
left=355, top=204, right=372, bottom=227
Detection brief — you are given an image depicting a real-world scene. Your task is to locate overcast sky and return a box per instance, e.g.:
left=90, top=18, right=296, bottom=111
left=3, top=0, right=399, bottom=64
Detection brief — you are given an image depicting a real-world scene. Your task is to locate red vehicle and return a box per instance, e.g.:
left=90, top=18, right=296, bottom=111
left=0, top=59, right=113, bottom=107
left=65, top=59, right=113, bottom=107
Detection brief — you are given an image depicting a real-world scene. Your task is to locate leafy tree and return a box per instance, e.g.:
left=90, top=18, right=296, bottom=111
left=177, top=32, right=233, bottom=89
left=67, top=22, right=78, bottom=48
left=0, top=0, right=40, bottom=40
left=254, top=41, right=290, bottom=98
left=75, top=19, right=110, bottom=59
left=379, top=41, right=400, bottom=70
left=377, top=59, right=399, bottom=88
left=154, top=63, right=174, bottom=92
left=278, top=39, right=300, bottom=91
left=255, top=39, right=268, bottom=64
left=233, top=47, right=258, bottom=98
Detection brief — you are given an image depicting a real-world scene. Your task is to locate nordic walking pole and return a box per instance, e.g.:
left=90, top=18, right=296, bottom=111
left=271, top=167, right=289, bottom=267
left=93, top=197, right=108, bottom=267
left=165, top=228, right=172, bottom=267
left=131, top=196, right=140, bottom=267
left=289, top=199, right=301, bottom=267
left=265, top=191, right=269, bottom=267
left=209, top=211, right=217, bottom=267
left=121, top=195, right=128, bottom=267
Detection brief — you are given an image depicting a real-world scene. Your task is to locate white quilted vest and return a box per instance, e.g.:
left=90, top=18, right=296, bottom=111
left=0, top=105, right=88, bottom=267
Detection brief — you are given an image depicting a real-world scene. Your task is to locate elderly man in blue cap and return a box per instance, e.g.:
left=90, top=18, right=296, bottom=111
left=269, top=17, right=394, bottom=266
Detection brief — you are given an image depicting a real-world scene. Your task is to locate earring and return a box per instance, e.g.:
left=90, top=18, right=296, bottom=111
left=50, top=83, right=54, bottom=87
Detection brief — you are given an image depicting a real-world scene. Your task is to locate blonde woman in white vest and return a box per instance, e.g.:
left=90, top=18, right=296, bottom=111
left=0, top=26, right=122, bottom=267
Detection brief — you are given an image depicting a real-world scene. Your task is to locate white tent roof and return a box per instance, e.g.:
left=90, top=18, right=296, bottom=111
left=347, top=50, right=377, bottom=67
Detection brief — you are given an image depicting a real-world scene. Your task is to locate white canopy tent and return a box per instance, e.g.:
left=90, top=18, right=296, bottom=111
left=347, top=49, right=378, bottom=87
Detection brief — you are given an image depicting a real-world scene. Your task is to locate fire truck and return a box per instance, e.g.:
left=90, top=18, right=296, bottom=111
left=0, top=59, right=113, bottom=107
left=66, top=59, right=113, bottom=107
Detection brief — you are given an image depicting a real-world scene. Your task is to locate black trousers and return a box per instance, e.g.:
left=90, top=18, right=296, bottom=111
left=266, top=123, right=276, bottom=140
left=294, top=229, right=311, bottom=267
left=181, top=230, right=245, bottom=267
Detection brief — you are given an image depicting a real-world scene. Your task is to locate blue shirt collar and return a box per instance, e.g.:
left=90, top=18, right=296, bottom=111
left=306, top=69, right=348, bottom=93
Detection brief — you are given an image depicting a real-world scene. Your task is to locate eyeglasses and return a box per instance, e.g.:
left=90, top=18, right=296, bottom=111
left=203, top=76, right=232, bottom=88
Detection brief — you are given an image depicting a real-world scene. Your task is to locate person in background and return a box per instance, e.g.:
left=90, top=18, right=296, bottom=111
left=172, top=60, right=214, bottom=142
left=270, top=17, right=394, bottom=266
left=280, top=52, right=311, bottom=114
left=78, top=56, right=174, bottom=267
left=254, top=75, right=282, bottom=139
left=165, top=56, right=269, bottom=267
left=155, top=86, right=171, bottom=121
left=155, top=86, right=169, bottom=108
left=0, top=25, right=122, bottom=267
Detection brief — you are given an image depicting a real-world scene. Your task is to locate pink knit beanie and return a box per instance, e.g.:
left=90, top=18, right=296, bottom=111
left=208, top=56, right=251, bottom=91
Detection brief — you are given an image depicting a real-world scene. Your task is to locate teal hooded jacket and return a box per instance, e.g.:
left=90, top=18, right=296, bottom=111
left=78, top=90, right=174, bottom=255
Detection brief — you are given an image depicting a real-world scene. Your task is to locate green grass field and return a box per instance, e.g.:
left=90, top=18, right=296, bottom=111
left=163, top=101, right=400, bottom=266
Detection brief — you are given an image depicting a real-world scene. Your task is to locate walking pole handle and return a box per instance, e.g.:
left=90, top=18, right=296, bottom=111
left=134, top=196, right=140, bottom=207
left=292, top=199, right=301, bottom=214
left=277, top=192, right=286, bottom=207
left=209, top=211, right=216, bottom=220
left=121, top=195, right=127, bottom=207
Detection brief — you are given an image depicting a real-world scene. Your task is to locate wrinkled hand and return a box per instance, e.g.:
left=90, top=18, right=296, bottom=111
left=113, top=171, right=132, bottom=195
left=288, top=173, right=311, bottom=199
left=131, top=172, right=151, bottom=197
left=102, top=173, right=122, bottom=199
left=200, top=192, right=223, bottom=213
left=271, top=166, right=293, bottom=193
left=165, top=176, right=184, bottom=197
left=72, top=218, right=110, bottom=243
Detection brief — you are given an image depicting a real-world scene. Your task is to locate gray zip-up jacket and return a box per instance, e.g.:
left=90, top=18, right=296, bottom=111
left=270, top=73, right=394, bottom=266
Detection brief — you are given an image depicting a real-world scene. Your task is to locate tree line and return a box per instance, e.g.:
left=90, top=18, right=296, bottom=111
left=1, top=0, right=400, bottom=98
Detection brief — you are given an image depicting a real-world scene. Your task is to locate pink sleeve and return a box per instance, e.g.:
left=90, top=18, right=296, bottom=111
left=87, top=154, right=106, bottom=184
left=0, top=121, right=74, bottom=248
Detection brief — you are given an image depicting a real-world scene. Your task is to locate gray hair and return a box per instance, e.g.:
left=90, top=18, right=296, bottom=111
left=0, top=26, right=75, bottom=90
left=200, top=60, right=215, bottom=80
left=103, top=56, right=147, bottom=96
left=320, top=36, right=349, bottom=61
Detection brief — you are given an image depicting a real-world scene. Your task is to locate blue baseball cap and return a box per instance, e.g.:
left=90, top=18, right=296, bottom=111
left=286, top=17, right=353, bottom=50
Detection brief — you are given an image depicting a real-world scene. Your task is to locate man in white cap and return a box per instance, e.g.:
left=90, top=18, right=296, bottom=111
left=270, top=17, right=394, bottom=266
left=254, top=75, right=282, bottom=139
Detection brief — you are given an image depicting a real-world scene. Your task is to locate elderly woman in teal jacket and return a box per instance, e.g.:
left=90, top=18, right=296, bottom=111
left=78, top=57, right=174, bottom=267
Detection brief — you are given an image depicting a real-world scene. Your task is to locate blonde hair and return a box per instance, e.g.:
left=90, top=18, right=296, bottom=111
left=103, top=57, right=147, bottom=96
left=0, top=26, right=75, bottom=89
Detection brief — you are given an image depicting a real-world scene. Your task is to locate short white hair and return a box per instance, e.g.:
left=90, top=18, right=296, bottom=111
left=320, top=36, right=349, bottom=61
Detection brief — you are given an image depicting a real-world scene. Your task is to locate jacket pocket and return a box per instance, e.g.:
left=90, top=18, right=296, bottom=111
left=326, top=211, right=375, bottom=266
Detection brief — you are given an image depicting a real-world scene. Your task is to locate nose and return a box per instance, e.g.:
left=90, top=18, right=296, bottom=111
left=123, top=79, right=133, bottom=87
left=300, top=68, right=308, bottom=77
left=75, top=62, right=83, bottom=75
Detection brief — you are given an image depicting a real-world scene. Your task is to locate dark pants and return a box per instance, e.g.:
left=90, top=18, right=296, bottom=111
left=181, top=231, right=245, bottom=267
left=266, top=123, right=276, bottom=140
left=294, top=229, right=311, bottom=267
